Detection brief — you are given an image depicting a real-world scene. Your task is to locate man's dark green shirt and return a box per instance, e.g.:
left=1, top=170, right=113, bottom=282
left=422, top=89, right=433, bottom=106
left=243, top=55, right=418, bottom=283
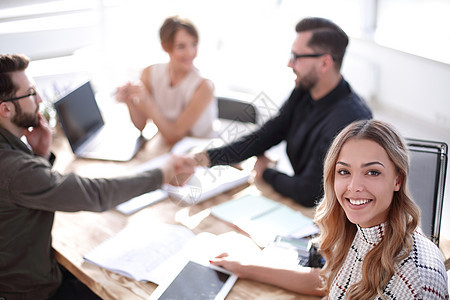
left=0, top=127, right=163, bottom=299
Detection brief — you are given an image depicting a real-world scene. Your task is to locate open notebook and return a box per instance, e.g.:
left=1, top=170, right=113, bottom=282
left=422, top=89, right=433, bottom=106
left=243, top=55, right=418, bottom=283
left=83, top=221, right=244, bottom=293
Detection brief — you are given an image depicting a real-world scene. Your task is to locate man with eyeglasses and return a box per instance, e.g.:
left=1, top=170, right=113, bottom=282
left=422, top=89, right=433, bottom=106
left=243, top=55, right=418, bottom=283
left=189, top=17, right=372, bottom=208
left=0, top=54, right=194, bottom=299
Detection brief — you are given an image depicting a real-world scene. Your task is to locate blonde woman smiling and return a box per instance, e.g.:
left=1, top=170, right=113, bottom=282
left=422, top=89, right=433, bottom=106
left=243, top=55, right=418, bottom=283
left=211, top=120, right=448, bottom=299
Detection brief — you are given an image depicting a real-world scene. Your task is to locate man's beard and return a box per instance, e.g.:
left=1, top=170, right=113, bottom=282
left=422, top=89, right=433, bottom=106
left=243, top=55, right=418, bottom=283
left=12, top=101, right=39, bottom=128
left=297, top=69, right=319, bottom=92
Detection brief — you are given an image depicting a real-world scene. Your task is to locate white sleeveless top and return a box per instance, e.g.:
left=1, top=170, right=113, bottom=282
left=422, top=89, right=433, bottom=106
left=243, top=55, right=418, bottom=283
left=149, top=63, right=217, bottom=137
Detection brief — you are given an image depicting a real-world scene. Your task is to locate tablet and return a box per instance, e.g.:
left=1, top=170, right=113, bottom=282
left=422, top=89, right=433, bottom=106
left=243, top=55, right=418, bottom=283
left=149, top=260, right=238, bottom=300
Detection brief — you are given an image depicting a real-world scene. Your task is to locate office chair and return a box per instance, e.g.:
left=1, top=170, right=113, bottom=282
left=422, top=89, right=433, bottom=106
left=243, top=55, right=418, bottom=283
left=406, top=138, right=448, bottom=246
left=217, top=96, right=258, bottom=124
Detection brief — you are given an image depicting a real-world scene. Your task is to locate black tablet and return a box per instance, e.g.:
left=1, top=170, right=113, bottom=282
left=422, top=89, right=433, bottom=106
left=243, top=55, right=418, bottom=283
left=149, top=260, right=237, bottom=300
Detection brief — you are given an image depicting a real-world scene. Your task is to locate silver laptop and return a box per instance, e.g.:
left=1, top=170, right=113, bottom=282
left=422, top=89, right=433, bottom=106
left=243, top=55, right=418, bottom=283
left=54, top=81, right=146, bottom=161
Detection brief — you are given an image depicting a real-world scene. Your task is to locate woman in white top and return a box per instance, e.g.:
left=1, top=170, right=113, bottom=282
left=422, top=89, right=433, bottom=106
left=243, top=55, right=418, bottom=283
left=116, top=16, right=217, bottom=144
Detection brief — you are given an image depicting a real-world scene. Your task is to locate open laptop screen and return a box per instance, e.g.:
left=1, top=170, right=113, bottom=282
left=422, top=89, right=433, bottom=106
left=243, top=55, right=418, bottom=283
left=54, top=82, right=104, bottom=152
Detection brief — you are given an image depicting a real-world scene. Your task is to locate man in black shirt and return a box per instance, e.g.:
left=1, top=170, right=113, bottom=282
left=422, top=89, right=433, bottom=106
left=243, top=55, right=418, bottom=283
left=191, top=17, right=372, bottom=207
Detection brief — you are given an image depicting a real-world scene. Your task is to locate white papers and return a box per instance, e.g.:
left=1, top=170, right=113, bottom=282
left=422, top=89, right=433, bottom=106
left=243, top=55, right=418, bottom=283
left=116, top=154, right=170, bottom=214
left=166, top=136, right=251, bottom=205
left=148, top=231, right=261, bottom=286
left=83, top=222, right=195, bottom=284
left=83, top=223, right=249, bottom=287
left=165, top=166, right=250, bottom=206
left=116, top=137, right=250, bottom=214
left=170, top=136, right=224, bottom=156
left=117, top=164, right=250, bottom=214
left=131, top=153, right=171, bottom=174
left=115, top=190, right=168, bottom=215
left=147, top=233, right=239, bottom=300
left=150, top=232, right=225, bottom=285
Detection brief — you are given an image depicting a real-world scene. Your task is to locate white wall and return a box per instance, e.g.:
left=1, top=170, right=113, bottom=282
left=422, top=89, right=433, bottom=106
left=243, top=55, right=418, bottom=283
left=4, top=1, right=448, bottom=135
left=347, top=38, right=450, bottom=132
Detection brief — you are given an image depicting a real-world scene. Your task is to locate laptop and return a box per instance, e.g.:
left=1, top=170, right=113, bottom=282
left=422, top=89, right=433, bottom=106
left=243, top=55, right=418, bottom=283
left=54, top=81, right=146, bottom=161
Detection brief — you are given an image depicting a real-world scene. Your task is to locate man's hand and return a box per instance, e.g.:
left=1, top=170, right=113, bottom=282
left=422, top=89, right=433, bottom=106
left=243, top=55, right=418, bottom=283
left=185, top=151, right=210, bottom=167
left=23, top=113, right=52, bottom=159
left=253, top=155, right=276, bottom=179
left=161, top=155, right=196, bottom=186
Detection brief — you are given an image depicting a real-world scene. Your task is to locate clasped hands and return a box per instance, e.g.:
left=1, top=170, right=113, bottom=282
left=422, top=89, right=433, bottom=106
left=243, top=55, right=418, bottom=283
left=116, top=81, right=149, bottom=106
left=180, top=152, right=277, bottom=181
left=161, top=155, right=197, bottom=187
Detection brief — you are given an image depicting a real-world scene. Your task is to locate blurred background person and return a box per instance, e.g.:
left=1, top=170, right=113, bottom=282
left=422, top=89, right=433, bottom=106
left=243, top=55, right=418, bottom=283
left=116, top=15, right=217, bottom=144
left=190, top=17, right=372, bottom=207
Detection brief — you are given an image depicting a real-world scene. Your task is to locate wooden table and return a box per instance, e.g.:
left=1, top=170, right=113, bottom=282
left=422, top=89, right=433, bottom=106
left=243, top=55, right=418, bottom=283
left=50, top=130, right=320, bottom=300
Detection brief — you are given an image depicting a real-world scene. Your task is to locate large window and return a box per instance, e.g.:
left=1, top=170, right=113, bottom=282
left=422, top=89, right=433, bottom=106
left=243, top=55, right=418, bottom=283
left=2, top=0, right=448, bottom=63
left=0, top=0, right=102, bottom=59
left=1, top=0, right=448, bottom=103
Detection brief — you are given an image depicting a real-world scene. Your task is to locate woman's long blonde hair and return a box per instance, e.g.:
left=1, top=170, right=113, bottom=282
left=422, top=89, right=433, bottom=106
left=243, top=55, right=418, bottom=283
left=314, top=119, right=421, bottom=299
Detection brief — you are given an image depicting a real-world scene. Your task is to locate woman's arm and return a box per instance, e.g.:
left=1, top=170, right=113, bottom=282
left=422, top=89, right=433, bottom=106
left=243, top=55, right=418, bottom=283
left=116, top=66, right=154, bottom=132
left=210, top=253, right=325, bottom=296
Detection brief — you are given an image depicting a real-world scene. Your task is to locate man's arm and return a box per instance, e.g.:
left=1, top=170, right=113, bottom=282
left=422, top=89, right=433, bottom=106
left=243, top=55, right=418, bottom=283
left=7, top=154, right=193, bottom=212
left=205, top=95, right=296, bottom=167
left=262, top=168, right=323, bottom=207
left=261, top=138, right=329, bottom=208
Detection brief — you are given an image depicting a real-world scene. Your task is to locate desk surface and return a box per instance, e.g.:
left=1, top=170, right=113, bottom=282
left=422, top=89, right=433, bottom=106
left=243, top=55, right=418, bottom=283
left=50, top=125, right=450, bottom=299
left=50, top=131, right=320, bottom=300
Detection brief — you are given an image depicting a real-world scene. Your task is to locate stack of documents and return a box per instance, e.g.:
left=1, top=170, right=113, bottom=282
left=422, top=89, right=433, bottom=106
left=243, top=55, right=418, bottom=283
left=165, top=165, right=250, bottom=206
left=116, top=137, right=250, bottom=214
left=116, top=161, right=250, bottom=214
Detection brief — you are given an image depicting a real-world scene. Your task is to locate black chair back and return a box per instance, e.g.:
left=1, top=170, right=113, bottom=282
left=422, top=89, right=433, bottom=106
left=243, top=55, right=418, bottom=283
left=406, top=138, right=448, bottom=246
left=217, top=97, right=258, bottom=124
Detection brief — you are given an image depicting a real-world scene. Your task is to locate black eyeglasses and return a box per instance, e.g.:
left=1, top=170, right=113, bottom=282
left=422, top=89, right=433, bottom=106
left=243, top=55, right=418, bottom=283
left=290, top=52, right=326, bottom=62
left=0, top=88, right=37, bottom=103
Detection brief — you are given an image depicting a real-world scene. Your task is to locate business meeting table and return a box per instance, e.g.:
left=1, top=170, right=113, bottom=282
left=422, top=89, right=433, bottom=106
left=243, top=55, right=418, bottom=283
left=49, top=122, right=325, bottom=300
left=49, top=125, right=450, bottom=300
